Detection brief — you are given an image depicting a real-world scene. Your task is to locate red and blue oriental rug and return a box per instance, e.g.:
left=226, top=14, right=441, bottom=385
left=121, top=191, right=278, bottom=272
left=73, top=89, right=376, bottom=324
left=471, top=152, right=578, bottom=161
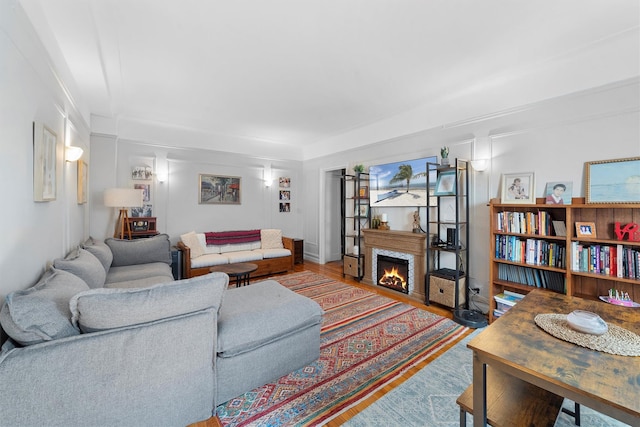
left=215, top=271, right=469, bottom=426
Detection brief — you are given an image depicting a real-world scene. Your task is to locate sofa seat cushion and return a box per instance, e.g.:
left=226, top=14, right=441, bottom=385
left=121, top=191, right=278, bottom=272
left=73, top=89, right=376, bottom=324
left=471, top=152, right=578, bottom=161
left=217, top=280, right=323, bottom=358
left=192, top=253, right=229, bottom=268
left=0, top=268, right=89, bottom=345
left=217, top=241, right=261, bottom=254
left=105, top=233, right=172, bottom=267
left=70, top=273, right=229, bottom=333
left=255, top=248, right=292, bottom=259
left=105, top=262, right=173, bottom=285
left=225, top=250, right=263, bottom=264
left=105, top=275, right=174, bottom=289
left=53, top=248, right=106, bottom=289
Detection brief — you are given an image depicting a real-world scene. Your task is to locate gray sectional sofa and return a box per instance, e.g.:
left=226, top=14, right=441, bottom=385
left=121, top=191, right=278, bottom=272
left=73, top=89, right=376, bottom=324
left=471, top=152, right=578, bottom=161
left=0, top=234, right=323, bottom=426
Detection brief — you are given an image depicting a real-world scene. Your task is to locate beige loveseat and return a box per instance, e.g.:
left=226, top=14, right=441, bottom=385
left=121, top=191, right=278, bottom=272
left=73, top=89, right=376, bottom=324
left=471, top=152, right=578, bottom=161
left=177, top=229, right=294, bottom=279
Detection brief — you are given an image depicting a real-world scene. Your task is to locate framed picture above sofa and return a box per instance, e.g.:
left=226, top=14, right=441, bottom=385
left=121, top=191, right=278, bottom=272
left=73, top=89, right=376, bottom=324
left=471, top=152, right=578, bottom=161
left=199, top=174, right=241, bottom=204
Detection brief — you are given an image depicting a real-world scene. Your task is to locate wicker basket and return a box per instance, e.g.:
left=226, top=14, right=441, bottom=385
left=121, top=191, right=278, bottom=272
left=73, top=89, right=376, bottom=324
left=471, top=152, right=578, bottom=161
left=429, top=274, right=466, bottom=308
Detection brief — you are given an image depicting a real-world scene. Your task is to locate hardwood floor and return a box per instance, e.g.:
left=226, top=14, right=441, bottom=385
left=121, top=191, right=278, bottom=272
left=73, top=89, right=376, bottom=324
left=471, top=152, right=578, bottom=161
left=190, top=261, right=465, bottom=427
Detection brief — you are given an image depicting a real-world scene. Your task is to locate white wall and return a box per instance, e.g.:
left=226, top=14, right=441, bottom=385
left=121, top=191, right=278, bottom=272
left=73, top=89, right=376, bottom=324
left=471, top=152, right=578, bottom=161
left=0, top=0, right=90, bottom=306
left=303, top=79, right=640, bottom=301
left=89, top=136, right=305, bottom=245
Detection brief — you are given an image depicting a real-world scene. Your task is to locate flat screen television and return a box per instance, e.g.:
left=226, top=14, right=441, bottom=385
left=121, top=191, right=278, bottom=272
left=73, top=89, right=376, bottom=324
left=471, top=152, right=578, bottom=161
left=368, top=156, right=437, bottom=207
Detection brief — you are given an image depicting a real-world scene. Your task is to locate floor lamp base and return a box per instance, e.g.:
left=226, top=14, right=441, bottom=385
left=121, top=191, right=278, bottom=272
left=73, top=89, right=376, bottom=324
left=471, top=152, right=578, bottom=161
left=114, top=209, right=133, bottom=240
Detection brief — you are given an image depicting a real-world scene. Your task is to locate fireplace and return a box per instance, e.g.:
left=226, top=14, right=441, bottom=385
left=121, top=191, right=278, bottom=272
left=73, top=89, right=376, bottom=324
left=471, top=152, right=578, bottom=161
left=377, top=255, right=409, bottom=294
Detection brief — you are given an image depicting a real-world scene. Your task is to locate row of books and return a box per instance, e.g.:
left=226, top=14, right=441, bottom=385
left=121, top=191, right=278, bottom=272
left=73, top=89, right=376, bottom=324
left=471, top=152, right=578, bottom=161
left=497, top=263, right=566, bottom=292
left=571, top=242, right=640, bottom=279
left=495, top=210, right=555, bottom=236
left=495, top=235, right=566, bottom=268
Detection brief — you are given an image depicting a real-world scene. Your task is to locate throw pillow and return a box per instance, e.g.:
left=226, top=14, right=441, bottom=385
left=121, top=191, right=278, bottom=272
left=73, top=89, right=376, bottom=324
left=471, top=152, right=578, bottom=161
left=53, top=248, right=106, bottom=289
left=261, top=229, right=284, bottom=249
left=0, top=268, right=89, bottom=346
left=105, top=233, right=172, bottom=267
left=81, top=237, right=113, bottom=274
left=180, top=231, right=205, bottom=259
left=70, top=272, right=229, bottom=333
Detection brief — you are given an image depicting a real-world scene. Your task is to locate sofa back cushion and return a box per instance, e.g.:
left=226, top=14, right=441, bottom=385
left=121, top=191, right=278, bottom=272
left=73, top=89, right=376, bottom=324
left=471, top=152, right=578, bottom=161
left=180, top=231, right=205, bottom=259
left=53, top=248, right=106, bottom=289
left=0, top=268, right=89, bottom=346
left=70, top=272, right=229, bottom=333
left=81, top=237, right=113, bottom=273
left=261, top=229, right=284, bottom=249
left=105, top=233, right=172, bottom=267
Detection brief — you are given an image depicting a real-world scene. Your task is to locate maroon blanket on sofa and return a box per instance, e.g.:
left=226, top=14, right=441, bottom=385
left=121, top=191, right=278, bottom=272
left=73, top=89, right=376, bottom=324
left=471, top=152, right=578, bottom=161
left=205, top=230, right=261, bottom=246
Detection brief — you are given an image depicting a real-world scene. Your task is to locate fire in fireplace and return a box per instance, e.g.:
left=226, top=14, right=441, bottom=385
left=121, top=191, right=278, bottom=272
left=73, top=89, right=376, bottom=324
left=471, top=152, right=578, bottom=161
left=377, top=255, right=409, bottom=294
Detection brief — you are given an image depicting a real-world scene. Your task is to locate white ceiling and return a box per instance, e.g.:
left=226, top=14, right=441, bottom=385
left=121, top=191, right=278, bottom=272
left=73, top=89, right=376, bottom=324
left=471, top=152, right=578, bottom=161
left=19, top=0, right=640, bottom=158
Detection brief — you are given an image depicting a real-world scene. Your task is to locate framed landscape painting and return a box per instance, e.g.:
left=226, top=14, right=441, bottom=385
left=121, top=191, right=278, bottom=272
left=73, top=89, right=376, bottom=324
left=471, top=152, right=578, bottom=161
left=586, top=157, right=640, bottom=203
left=33, top=122, right=58, bottom=202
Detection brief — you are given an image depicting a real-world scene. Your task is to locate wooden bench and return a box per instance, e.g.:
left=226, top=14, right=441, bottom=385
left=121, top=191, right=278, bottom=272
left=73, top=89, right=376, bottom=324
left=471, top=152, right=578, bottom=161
left=456, top=365, right=571, bottom=427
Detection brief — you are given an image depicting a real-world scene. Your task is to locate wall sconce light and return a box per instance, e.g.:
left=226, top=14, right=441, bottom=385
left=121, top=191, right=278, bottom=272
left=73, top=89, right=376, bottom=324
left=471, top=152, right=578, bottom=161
left=65, top=146, right=83, bottom=162
left=156, top=172, right=168, bottom=183
left=471, top=159, right=489, bottom=172
left=263, top=166, right=273, bottom=187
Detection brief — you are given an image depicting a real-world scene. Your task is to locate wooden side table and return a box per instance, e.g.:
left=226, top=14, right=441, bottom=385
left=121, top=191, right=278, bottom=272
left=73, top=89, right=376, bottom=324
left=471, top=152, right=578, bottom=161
left=209, top=263, right=258, bottom=287
left=293, top=239, right=304, bottom=264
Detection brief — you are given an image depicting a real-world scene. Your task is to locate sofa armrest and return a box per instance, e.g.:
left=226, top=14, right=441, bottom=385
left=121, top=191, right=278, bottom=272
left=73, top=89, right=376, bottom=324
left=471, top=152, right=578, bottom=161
left=282, top=236, right=294, bottom=251
left=176, top=241, right=192, bottom=278
left=282, top=237, right=295, bottom=270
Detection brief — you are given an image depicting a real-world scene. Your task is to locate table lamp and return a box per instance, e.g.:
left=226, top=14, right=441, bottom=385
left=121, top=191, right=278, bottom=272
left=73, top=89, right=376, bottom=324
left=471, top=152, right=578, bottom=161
left=104, top=188, right=143, bottom=239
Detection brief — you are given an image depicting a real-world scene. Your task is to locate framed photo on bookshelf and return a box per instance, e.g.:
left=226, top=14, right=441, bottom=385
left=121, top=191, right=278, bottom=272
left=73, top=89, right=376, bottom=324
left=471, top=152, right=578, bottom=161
left=434, top=170, right=457, bottom=196
left=501, top=172, right=535, bottom=204
left=354, top=204, right=369, bottom=217
left=585, top=157, right=640, bottom=203
left=358, top=185, right=369, bottom=199
left=575, top=221, right=596, bottom=238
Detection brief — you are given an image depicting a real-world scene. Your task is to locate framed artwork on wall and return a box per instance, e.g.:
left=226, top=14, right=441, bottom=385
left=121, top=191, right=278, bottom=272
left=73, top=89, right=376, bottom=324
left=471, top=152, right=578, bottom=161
left=33, top=122, right=58, bottom=202
left=199, top=174, right=241, bottom=204
left=132, top=165, right=153, bottom=180
left=77, top=160, right=88, bottom=204
left=585, top=157, right=640, bottom=204
left=501, top=172, right=535, bottom=204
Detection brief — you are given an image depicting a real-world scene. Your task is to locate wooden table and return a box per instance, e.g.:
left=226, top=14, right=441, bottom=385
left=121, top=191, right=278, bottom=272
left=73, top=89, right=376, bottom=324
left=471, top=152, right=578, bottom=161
left=209, top=263, right=258, bottom=287
left=469, top=288, right=639, bottom=427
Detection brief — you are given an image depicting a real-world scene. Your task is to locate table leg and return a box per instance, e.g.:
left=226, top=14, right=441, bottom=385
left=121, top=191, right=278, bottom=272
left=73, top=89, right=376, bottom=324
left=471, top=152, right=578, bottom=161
left=472, top=352, right=487, bottom=427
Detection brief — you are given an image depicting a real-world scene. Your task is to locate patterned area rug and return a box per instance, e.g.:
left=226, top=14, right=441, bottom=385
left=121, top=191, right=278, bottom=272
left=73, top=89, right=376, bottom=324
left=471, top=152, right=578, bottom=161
left=215, top=271, right=469, bottom=426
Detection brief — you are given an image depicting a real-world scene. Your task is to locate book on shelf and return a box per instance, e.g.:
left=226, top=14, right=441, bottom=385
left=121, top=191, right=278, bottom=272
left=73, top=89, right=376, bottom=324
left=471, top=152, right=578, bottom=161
left=552, top=220, right=566, bottom=237
left=571, top=241, right=640, bottom=279
left=497, top=263, right=566, bottom=292
left=495, top=235, right=565, bottom=268
left=495, top=210, right=555, bottom=236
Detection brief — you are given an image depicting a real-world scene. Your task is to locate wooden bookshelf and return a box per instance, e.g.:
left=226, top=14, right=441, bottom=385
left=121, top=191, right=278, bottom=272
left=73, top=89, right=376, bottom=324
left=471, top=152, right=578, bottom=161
left=488, top=198, right=640, bottom=323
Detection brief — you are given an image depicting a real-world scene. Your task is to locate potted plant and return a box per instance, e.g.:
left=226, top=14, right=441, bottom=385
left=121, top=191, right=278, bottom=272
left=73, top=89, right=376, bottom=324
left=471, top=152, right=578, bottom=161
left=440, top=147, right=450, bottom=166
left=353, top=164, right=365, bottom=174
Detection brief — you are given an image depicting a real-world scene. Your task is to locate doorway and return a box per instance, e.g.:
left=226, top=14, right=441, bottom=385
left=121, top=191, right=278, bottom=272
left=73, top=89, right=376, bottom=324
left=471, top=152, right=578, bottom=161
left=320, top=168, right=345, bottom=264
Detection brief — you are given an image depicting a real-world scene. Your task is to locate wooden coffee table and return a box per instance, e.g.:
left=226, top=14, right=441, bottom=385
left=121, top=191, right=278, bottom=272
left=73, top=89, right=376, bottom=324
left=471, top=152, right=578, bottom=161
left=209, top=262, right=258, bottom=287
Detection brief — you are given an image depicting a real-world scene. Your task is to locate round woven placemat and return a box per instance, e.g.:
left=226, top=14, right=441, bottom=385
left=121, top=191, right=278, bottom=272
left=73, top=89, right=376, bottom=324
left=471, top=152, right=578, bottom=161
left=534, top=313, right=640, bottom=357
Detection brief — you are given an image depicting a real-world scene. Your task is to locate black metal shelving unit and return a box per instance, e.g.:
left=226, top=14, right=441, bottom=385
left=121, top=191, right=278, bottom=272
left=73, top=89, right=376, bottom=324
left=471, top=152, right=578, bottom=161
left=341, top=171, right=370, bottom=280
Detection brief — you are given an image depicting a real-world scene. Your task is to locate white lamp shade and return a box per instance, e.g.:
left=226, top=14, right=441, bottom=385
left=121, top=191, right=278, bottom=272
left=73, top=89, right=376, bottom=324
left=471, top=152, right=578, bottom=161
left=65, top=146, right=83, bottom=161
left=104, top=188, right=143, bottom=208
left=471, top=159, right=489, bottom=172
